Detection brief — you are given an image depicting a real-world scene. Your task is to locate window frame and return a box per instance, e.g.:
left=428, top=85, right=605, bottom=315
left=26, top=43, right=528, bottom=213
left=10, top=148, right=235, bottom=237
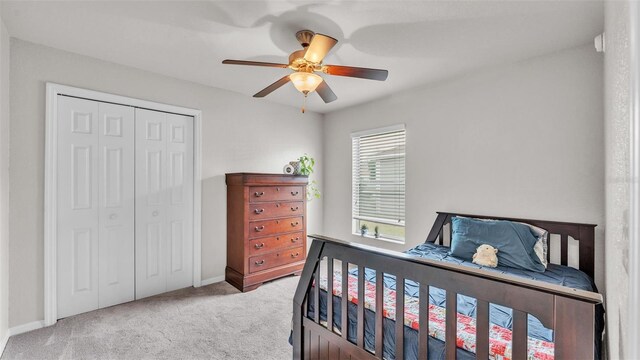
left=351, top=124, right=406, bottom=243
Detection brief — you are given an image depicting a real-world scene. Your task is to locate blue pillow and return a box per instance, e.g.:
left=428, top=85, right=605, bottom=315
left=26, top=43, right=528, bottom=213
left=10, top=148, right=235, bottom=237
left=449, top=217, right=546, bottom=272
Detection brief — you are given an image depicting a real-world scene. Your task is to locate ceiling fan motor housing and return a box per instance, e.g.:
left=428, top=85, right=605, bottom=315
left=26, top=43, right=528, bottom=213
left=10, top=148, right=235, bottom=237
left=289, top=49, right=307, bottom=66
left=289, top=50, right=319, bottom=73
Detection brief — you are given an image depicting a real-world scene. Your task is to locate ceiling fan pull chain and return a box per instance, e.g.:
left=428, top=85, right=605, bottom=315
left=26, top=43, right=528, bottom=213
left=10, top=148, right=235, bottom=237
left=301, top=93, right=307, bottom=113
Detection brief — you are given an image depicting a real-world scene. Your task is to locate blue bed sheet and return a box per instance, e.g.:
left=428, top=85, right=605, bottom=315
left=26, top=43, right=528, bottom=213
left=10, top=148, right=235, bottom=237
left=299, top=242, right=604, bottom=360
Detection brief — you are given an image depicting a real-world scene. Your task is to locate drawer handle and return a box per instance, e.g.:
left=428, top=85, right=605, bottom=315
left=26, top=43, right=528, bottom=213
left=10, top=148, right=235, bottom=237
left=254, top=243, right=265, bottom=249
left=255, top=225, right=265, bottom=232
left=254, top=208, right=264, bottom=214
left=291, top=237, right=300, bottom=243
left=254, top=260, right=265, bottom=266
left=291, top=206, right=299, bottom=211
left=291, top=191, right=299, bottom=196
left=254, top=191, right=265, bottom=197
left=291, top=252, right=300, bottom=258
left=291, top=221, right=299, bottom=227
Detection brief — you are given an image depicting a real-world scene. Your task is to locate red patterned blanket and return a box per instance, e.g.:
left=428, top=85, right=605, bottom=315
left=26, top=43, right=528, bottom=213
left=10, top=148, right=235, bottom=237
left=316, top=270, right=554, bottom=360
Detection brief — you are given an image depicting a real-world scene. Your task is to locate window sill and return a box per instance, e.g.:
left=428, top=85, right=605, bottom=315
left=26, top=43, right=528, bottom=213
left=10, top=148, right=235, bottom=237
left=352, top=233, right=405, bottom=245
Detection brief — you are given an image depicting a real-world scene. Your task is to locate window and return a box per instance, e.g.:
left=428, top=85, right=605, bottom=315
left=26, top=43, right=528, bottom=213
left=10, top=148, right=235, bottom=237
left=352, top=125, right=406, bottom=242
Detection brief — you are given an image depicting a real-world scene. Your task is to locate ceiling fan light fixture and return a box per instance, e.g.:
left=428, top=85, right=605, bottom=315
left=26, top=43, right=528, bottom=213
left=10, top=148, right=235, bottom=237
left=289, top=72, right=323, bottom=95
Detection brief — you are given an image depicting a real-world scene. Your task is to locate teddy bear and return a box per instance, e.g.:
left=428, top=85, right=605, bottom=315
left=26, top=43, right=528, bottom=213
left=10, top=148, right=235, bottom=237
left=472, top=244, right=499, bottom=268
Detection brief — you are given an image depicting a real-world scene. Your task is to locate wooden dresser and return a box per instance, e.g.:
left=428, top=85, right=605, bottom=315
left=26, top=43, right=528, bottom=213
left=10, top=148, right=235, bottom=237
left=225, top=173, right=308, bottom=292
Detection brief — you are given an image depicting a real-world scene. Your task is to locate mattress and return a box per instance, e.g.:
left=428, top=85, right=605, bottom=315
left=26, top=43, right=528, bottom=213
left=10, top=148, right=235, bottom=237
left=302, top=242, right=604, bottom=360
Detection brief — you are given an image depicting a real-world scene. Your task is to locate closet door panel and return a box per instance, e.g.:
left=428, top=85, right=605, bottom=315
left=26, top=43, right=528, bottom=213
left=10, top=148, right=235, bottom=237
left=57, top=96, right=100, bottom=318
left=56, top=95, right=195, bottom=316
left=98, top=102, right=135, bottom=308
left=166, top=114, right=194, bottom=291
left=135, top=108, right=168, bottom=299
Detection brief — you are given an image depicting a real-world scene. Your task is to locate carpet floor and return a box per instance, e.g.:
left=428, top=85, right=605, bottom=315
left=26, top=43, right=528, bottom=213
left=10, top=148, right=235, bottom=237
left=2, top=276, right=299, bottom=359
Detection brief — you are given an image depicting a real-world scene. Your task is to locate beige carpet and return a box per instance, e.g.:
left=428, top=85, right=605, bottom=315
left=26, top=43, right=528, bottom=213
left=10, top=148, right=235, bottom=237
left=2, top=276, right=299, bottom=359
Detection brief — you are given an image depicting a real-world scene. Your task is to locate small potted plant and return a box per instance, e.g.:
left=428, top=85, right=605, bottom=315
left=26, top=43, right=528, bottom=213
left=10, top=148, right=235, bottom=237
left=297, top=154, right=315, bottom=176
left=374, top=226, right=380, bottom=239
left=360, top=224, right=368, bottom=236
left=296, top=154, right=321, bottom=200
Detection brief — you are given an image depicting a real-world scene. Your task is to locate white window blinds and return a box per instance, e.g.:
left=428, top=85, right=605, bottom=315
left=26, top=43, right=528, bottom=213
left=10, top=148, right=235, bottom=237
left=352, top=126, right=406, bottom=227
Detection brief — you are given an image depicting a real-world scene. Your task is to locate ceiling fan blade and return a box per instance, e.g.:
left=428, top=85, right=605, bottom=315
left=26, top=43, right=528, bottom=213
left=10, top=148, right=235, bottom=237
left=222, top=59, right=288, bottom=68
left=316, top=81, right=337, bottom=103
left=303, top=34, right=338, bottom=64
left=253, top=75, right=291, bottom=98
left=323, top=65, right=388, bottom=81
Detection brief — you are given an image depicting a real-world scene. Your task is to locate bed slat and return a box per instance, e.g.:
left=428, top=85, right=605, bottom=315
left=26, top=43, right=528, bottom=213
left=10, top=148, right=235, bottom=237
left=476, top=299, right=490, bottom=359
left=340, top=350, right=350, bottom=360
left=319, top=337, right=329, bottom=359
left=357, top=265, right=365, bottom=348
left=418, top=283, right=429, bottom=360
left=329, top=341, right=340, bottom=359
left=445, top=291, right=457, bottom=360
left=561, top=234, right=569, bottom=266
left=303, top=297, right=308, bottom=325
left=426, top=213, right=450, bottom=244
left=513, top=310, right=528, bottom=359
left=327, top=257, right=334, bottom=332
left=305, top=327, right=312, bottom=359
left=310, top=330, right=319, bottom=360
left=342, top=261, right=349, bottom=341
left=314, top=266, right=320, bottom=323
left=396, top=276, right=405, bottom=360
left=375, top=270, right=384, bottom=358
left=578, top=226, right=595, bottom=279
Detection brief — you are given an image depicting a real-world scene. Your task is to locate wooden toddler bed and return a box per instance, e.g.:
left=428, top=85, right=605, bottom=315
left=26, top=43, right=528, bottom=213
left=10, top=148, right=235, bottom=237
left=292, top=212, right=603, bottom=360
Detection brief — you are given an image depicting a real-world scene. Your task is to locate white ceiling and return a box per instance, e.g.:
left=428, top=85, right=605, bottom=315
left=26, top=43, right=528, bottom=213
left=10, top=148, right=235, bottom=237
left=1, top=0, right=603, bottom=113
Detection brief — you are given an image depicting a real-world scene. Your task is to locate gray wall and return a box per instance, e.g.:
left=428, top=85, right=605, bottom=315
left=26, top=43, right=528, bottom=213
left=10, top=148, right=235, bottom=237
left=8, top=39, right=324, bottom=328
left=322, top=44, right=605, bottom=289
left=604, top=1, right=631, bottom=358
left=0, top=7, right=10, bottom=346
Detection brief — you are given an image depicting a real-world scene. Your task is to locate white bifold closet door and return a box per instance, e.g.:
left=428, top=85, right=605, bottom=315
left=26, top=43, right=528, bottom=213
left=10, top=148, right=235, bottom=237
left=135, top=108, right=194, bottom=299
left=57, top=96, right=135, bottom=318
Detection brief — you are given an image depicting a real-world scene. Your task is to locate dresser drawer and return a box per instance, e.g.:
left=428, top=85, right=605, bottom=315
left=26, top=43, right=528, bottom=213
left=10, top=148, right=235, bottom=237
left=249, top=216, right=303, bottom=238
left=249, top=186, right=304, bottom=203
left=249, top=246, right=304, bottom=273
left=249, top=232, right=304, bottom=255
left=249, top=201, right=304, bottom=220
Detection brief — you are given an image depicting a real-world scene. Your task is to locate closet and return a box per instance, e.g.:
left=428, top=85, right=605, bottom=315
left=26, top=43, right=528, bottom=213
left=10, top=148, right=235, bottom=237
left=56, top=96, right=194, bottom=319
left=135, top=108, right=194, bottom=299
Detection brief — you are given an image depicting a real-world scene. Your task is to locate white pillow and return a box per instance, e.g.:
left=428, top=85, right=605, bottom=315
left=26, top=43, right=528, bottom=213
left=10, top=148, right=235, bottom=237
left=517, top=222, right=548, bottom=268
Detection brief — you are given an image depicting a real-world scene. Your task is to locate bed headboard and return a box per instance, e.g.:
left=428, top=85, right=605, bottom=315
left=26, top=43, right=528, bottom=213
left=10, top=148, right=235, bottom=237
left=425, top=212, right=597, bottom=279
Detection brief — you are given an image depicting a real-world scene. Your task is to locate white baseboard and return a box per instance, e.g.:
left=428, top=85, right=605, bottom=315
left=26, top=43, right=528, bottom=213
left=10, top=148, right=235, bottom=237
left=0, top=333, right=8, bottom=358
left=200, top=275, right=225, bottom=286
left=0, top=320, right=45, bottom=356
left=8, top=320, right=45, bottom=337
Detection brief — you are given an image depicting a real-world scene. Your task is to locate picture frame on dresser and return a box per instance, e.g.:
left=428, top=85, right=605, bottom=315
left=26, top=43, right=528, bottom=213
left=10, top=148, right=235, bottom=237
left=225, top=173, right=308, bottom=292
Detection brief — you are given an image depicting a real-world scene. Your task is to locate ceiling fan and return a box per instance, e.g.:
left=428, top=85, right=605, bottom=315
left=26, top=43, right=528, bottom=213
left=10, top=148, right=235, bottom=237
left=222, top=30, right=388, bottom=111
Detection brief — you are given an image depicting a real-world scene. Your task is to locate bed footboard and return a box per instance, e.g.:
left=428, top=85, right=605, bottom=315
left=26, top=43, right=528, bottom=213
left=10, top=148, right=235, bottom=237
left=292, top=235, right=603, bottom=360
